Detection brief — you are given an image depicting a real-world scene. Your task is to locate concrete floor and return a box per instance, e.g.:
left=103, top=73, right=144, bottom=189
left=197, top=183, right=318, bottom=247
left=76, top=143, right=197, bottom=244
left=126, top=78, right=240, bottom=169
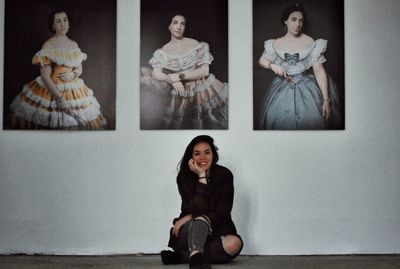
left=0, top=254, right=399, bottom=269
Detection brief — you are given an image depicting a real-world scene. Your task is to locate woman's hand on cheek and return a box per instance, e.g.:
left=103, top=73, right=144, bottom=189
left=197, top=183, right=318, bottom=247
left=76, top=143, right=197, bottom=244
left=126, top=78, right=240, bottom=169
left=188, top=158, right=205, bottom=176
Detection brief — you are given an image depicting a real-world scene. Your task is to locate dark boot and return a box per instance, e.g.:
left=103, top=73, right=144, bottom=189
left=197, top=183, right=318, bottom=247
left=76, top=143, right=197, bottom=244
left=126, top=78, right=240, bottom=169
left=160, top=250, right=182, bottom=265
left=189, top=252, right=211, bottom=269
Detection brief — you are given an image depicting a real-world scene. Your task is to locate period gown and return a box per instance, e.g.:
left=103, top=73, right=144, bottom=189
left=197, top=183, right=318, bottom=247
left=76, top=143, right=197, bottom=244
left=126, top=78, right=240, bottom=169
left=9, top=48, right=106, bottom=129
left=140, top=42, right=228, bottom=129
left=258, top=39, right=342, bottom=130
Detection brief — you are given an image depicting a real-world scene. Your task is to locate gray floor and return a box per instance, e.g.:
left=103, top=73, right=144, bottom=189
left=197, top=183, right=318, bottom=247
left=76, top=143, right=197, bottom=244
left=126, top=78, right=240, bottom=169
left=1, top=254, right=400, bottom=269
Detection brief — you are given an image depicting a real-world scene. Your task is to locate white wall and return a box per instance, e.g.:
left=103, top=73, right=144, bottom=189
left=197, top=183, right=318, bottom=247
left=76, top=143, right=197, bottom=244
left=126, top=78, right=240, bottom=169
left=1, top=0, right=399, bottom=255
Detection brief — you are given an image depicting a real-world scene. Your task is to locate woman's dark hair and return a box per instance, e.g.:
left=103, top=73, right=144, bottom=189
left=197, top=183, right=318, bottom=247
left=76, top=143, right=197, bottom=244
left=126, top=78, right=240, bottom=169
left=177, top=135, right=219, bottom=176
left=280, top=3, right=307, bottom=26
left=168, top=13, right=187, bottom=29
left=47, top=9, right=68, bottom=33
left=170, top=13, right=186, bottom=22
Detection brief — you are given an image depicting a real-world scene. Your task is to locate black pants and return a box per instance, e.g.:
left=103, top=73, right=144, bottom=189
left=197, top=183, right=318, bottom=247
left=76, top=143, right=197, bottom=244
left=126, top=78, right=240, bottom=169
left=168, top=221, right=243, bottom=264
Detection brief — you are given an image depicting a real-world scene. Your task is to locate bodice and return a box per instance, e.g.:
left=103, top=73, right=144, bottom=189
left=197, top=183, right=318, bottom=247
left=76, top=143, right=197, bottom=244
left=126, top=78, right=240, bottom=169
left=32, top=48, right=87, bottom=68
left=263, top=39, right=328, bottom=75
left=50, top=66, right=75, bottom=83
left=149, top=42, right=213, bottom=72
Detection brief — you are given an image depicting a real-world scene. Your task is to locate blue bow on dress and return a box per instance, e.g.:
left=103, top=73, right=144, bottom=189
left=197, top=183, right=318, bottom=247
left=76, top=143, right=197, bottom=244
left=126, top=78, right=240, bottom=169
left=284, top=53, right=299, bottom=66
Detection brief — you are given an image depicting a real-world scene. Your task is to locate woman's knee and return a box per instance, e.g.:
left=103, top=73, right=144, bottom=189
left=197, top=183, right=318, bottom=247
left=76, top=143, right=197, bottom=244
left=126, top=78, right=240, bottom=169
left=222, top=235, right=243, bottom=256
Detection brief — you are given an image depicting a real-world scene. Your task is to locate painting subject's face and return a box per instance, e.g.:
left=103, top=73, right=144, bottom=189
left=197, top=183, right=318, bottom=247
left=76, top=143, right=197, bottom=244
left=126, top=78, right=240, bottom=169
left=285, top=11, right=303, bottom=36
left=192, top=142, right=213, bottom=172
left=169, top=15, right=186, bottom=38
left=53, top=12, right=69, bottom=34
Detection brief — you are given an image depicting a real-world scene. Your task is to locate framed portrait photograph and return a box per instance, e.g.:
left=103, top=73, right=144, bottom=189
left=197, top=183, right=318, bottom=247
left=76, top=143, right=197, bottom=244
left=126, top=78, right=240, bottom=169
left=140, top=0, right=229, bottom=130
left=3, top=0, right=116, bottom=130
left=253, top=0, right=345, bottom=130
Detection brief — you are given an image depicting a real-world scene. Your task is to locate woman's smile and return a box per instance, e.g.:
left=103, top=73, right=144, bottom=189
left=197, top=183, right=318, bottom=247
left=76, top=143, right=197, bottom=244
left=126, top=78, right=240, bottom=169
left=192, top=142, right=213, bottom=172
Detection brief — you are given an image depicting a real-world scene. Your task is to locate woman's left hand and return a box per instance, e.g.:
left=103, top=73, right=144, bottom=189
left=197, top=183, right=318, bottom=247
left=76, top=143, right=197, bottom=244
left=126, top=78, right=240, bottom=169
left=172, top=81, right=186, bottom=97
left=58, top=71, right=75, bottom=82
left=322, top=100, right=331, bottom=121
left=168, top=73, right=180, bottom=83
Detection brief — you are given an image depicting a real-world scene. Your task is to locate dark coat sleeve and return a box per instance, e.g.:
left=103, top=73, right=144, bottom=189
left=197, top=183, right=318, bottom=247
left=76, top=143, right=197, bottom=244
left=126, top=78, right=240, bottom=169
left=208, top=168, right=234, bottom=228
left=176, top=166, right=236, bottom=234
left=177, top=174, right=210, bottom=218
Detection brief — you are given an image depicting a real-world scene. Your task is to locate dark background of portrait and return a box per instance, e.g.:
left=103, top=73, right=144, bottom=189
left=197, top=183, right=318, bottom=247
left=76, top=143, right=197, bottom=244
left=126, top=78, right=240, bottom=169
left=140, top=0, right=229, bottom=130
left=140, top=0, right=228, bottom=81
left=3, top=0, right=116, bottom=130
left=253, top=0, right=345, bottom=130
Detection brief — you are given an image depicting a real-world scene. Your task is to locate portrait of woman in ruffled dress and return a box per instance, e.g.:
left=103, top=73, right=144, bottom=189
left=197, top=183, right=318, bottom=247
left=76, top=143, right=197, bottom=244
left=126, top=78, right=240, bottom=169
left=3, top=1, right=116, bottom=130
left=140, top=0, right=228, bottom=130
left=254, top=1, right=344, bottom=130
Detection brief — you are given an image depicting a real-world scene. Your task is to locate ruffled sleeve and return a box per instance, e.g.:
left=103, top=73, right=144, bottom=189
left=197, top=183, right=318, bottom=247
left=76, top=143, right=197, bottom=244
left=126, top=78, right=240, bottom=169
left=149, top=49, right=164, bottom=69
left=196, top=42, right=214, bottom=66
left=32, top=48, right=87, bottom=67
left=308, top=39, right=327, bottom=65
left=148, top=42, right=214, bottom=72
left=262, top=39, right=278, bottom=62
left=32, top=55, right=52, bottom=66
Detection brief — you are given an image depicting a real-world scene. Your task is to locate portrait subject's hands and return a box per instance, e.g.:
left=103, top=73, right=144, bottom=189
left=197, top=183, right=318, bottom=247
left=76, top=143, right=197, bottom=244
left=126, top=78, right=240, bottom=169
left=56, top=96, right=71, bottom=112
left=270, top=63, right=287, bottom=77
left=168, top=73, right=180, bottom=83
left=58, top=71, right=75, bottom=82
left=322, top=101, right=331, bottom=121
left=172, top=81, right=186, bottom=97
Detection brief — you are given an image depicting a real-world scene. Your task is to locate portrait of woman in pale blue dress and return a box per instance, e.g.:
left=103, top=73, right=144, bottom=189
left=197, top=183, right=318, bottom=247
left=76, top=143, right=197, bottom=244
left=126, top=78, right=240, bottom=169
left=256, top=2, right=343, bottom=130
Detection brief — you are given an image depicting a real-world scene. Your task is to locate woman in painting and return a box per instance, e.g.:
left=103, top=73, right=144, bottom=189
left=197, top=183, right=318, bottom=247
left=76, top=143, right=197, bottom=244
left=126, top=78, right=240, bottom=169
left=141, top=14, right=228, bottom=129
left=8, top=10, right=106, bottom=129
left=161, top=135, right=243, bottom=269
left=258, top=3, right=342, bottom=130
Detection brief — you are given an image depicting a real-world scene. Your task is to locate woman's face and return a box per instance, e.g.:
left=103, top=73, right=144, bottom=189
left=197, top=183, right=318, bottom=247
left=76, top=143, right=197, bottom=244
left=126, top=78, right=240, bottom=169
left=53, top=12, right=69, bottom=35
left=192, top=142, right=213, bottom=172
left=285, top=11, right=304, bottom=36
left=169, top=15, right=186, bottom=39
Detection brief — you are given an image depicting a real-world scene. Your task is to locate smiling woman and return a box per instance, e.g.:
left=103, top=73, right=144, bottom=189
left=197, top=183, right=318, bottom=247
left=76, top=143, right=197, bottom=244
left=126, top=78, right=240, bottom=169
left=160, top=135, right=243, bottom=268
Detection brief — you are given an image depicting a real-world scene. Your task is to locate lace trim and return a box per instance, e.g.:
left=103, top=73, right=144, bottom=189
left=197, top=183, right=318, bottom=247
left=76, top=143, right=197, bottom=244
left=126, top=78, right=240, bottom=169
left=263, top=39, right=328, bottom=75
left=196, top=82, right=228, bottom=113
left=19, top=80, right=95, bottom=109
left=10, top=95, right=102, bottom=128
left=149, top=42, right=214, bottom=72
left=33, top=48, right=87, bottom=67
left=35, top=76, right=85, bottom=92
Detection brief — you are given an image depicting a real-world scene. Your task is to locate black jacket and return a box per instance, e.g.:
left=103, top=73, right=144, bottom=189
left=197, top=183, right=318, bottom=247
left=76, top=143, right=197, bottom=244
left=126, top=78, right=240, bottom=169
left=175, top=164, right=237, bottom=237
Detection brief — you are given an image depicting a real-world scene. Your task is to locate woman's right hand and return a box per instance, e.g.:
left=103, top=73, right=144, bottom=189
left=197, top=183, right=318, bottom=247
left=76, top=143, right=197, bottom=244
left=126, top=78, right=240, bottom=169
left=172, top=215, right=191, bottom=237
left=172, top=81, right=186, bottom=97
left=188, top=158, right=206, bottom=177
left=270, top=63, right=287, bottom=77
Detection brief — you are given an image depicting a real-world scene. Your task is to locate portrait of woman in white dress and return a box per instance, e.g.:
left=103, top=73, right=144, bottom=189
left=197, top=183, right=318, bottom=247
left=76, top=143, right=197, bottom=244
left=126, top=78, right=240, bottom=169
left=253, top=0, right=344, bottom=130
left=140, top=0, right=229, bottom=130
left=3, top=0, right=116, bottom=130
